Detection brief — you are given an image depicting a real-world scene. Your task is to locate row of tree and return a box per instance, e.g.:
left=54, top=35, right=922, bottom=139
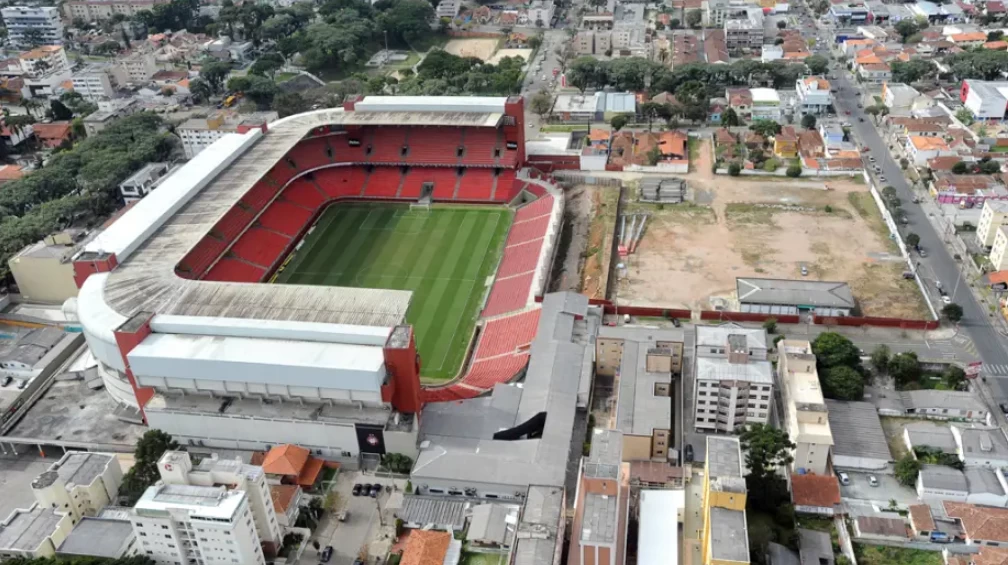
left=0, top=114, right=174, bottom=280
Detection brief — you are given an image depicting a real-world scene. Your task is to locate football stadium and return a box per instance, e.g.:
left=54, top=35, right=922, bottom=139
left=68, top=96, right=565, bottom=459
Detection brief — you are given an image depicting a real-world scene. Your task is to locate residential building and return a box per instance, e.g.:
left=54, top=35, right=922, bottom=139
left=401, top=530, right=460, bottom=565
left=828, top=2, right=869, bottom=24
left=9, top=229, right=86, bottom=303
left=573, top=30, right=611, bottom=55
left=796, top=76, right=832, bottom=115
left=268, top=485, right=300, bottom=529
left=903, top=422, right=958, bottom=455
left=778, top=340, right=833, bottom=475
left=30, top=452, right=123, bottom=521
left=761, top=44, right=783, bottom=62
left=156, top=451, right=282, bottom=554
left=119, top=51, right=158, bottom=83
left=119, top=162, right=173, bottom=203
left=724, top=8, right=763, bottom=53
left=961, top=79, right=1008, bottom=121
left=693, top=325, right=773, bottom=434
left=18, top=46, right=72, bottom=98
left=882, top=82, right=922, bottom=114
left=468, top=503, right=517, bottom=548
left=978, top=200, right=1008, bottom=248
left=527, top=0, right=555, bottom=27
left=63, top=0, right=170, bottom=21
left=568, top=430, right=628, bottom=565
left=773, top=126, right=799, bottom=159
left=82, top=100, right=140, bottom=137
left=56, top=513, right=138, bottom=560
left=700, top=436, right=749, bottom=565
left=916, top=465, right=1008, bottom=507
left=749, top=88, right=781, bottom=121
left=72, top=69, right=117, bottom=100
left=857, top=61, right=891, bottom=84
left=789, top=474, right=840, bottom=516
left=703, top=0, right=750, bottom=27
left=129, top=484, right=267, bottom=565
left=257, top=444, right=326, bottom=489
left=726, top=88, right=753, bottom=120
left=177, top=112, right=277, bottom=158
left=0, top=504, right=74, bottom=560
left=596, top=325, right=683, bottom=461
left=32, top=122, right=72, bottom=149
left=990, top=226, right=1008, bottom=271
left=905, top=135, right=955, bottom=166
left=943, top=501, right=1008, bottom=545
left=892, top=390, right=989, bottom=423
left=852, top=517, right=908, bottom=542
left=638, top=490, right=683, bottom=565
left=952, top=426, right=1008, bottom=468
left=435, top=0, right=460, bottom=18
left=825, top=400, right=892, bottom=470
left=1, top=6, right=64, bottom=47
left=798, top=530, right=834, bottom=565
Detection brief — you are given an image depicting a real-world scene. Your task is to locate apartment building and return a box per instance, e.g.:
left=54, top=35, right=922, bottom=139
left=30, top=452, right=124, bottom=521
left=71, top=63, right=129, bottom=100
left=796, top=76, right=832, bottom=115
left=977, top=200, right=1008, bottom=249
left=119, top=51, right=158, bottom=83
left=693, top=325, right=773, bottom=434
left=724, top=8, right=763, bottom=53
left=990, top=226, right=1008, bottom=271
left=177, top=112, right=277, bottom=158
left=1, top=6, right=64, bottom=47
left=130, top=484, right=267, bottom=565
left=156, top=451, right=282, bottom=554
left=778, top=340, right=834, bottom=475
left=63, top=0, right=169, bottom=21
left=700, top=436, right=749, bottom=565
left=568, top=430, right=628, bottom=565
left=905, top=135, right=955, bottom=166
left=19, top=46, right=72, bottom=98
left=749, top=88, right=781, bottom=121
left=573, top=30, right=612, bottom=55
left=703, top=0, right=750, bottom=27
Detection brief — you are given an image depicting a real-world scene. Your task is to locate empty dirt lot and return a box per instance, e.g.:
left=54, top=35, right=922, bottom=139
left=442, top=38, right=499, bottom=61
left=616, top=140, right=928, bottom=319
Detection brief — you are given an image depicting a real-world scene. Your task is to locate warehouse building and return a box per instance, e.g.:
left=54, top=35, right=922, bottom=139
left=737, top=277, right=855, bottom=316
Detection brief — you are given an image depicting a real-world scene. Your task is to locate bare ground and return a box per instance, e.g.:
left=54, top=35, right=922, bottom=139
left=616, top=139, right=928, bottom=318
left=549, top=185, right=592, bottom=293
left=442, top=38, right=499, bottom=61
left=581, top=185, right=620, bottom=300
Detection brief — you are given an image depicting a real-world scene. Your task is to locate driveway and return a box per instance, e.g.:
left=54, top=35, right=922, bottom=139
left=839, top=471, right=919, bottom=509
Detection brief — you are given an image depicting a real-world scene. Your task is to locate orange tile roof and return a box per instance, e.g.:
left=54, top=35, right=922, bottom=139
left=0, top=164, right=24, bottom=182
left=401, top=530, right=452, bottom=565
left=589, top=129, right=610, bottom=142
left=988, top=270, right=1008, bottom=285
left=262, top=444, right=310, bottom=477
left=19, top=45, right=63, bottom=59
left=297, top=457, right=325, bottom=488
left=985, top=41, right=1008, bottom=50
left=975, top=546, right=1008, bottom=565
left=909, top=136, right=950, bottom=151
left=659, top=130, right=687, bottom=157
left=950, top=32, right=987, bottom=42
left=32, top=121, right=71, bottom=141
left=945, top=501, right=1008, bottom=543
left=270, top=484, right=300, bottom=514
left=802, top=76, right=830, bottom=90
left=928, top=156, right=963, bottom=170
left=790, top=474, right=840, bottom=509
left=909, top=504, right=936, bottom=532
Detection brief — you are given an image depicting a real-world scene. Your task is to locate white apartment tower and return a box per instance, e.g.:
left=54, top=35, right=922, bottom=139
left=156, top=451, right=281, bottom=553
left=130, top=484, right=266, bottom=565
left=693, top=325, right=774, bottom=433
left=777, top=340, right=834, bottom=475
left=1, top=6, right=64, bottom=47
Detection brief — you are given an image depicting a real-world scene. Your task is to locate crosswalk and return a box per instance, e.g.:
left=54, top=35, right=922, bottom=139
left=985, top=364, right=1008, bottom=376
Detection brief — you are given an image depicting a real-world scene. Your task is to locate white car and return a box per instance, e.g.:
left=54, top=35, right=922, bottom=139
left=942, top=295, right=952, bottom=304
left=868, top=475, right=879, bottom=487
left=838, top=472, right=851, bottom=485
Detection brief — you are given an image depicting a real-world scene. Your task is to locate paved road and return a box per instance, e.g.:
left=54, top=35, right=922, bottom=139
left=828, top=67, right=1008, bottom=382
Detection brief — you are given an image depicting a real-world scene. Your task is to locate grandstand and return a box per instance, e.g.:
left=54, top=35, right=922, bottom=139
left=68, top=96, right=564, bottom=459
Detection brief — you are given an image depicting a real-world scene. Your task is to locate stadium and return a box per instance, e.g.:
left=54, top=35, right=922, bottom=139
left=67, top=96, right=564, bottom=461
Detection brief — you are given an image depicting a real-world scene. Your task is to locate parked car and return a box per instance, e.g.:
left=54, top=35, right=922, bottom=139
left=684, top=444, right=694, bottom=463
left=868, top=475, right=879, bottom=487
left=338, top=510, right=348, bottom=522
left=838, top=472, right=850, bottom=486
left=17, top=380, right=27, bottom=389
left=370, top=484, right=381, bottom=497
left=930, top=531, right=951, bottom=543
left=801, top=265, right=809, bottom=276
left=942, top=295, right=952, bottom=304
left=1000, top=403, right=1008, bottom=414
left=0, top=376, right=11, bottom=387
left=352, top=484, right=363, bottom=496
left=919, top=249, right=927, bottom=258
left=321, top=546, right=334, bottom=563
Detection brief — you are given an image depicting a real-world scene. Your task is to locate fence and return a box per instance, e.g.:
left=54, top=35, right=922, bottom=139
left=699, top=310, right=800, bottom=324
left=603, top=304, right=691, bottom=318
left=446, top=30, right=503, bottom=38
left=813, top=315, right=939, bottom=330
left=714, top=168, right=861, bottom=178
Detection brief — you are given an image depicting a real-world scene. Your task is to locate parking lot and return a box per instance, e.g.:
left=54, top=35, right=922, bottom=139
left=839, top=470, right=920, bottom=509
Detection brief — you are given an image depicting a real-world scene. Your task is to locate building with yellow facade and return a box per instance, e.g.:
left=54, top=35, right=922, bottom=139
left=701, top=436, right=749, bottom=565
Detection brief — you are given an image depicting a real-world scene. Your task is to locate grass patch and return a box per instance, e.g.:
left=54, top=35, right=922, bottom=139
left=848, top=191, right=898, bottom=253
left=275, top=72, right=298, bottom=83
left=460, top=553, right=508, bottom=565
left=408, top=33, right=451, bottom=52
left=624, top=201, right=716, bottom=224
left=725, top=203, right=777, bottom=225
left=275, top=203, right=511, bottom=381
left=854, top=544, right=942, bottom=565
left=988, top=145, right=1008, bottom=153
left=688, top=137, right=699, bottom=170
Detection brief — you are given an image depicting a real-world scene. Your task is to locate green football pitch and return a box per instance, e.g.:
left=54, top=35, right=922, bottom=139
left=274, top=203, right=512, bottom=381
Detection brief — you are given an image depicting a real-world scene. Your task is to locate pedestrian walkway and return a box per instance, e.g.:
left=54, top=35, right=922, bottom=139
left=986, top=364, right=1008, bottom=376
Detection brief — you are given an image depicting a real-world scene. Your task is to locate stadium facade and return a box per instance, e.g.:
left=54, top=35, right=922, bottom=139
left=66, top=96, right=566, bottom=463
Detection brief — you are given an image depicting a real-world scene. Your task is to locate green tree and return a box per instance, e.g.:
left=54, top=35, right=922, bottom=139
left=989, top=31, right=1004, bottom=42
left=980, top=159, right=1002, bottom=174
left=821, top=365, right=864, bottom=400
left=226, top=75, right=252, bottom=93
left=272, top=92, right=310, bottom=118
left=530, top=90, right=553, bottom=118
left=763, top=317, right=777, bottom=334
left=944, top=365, right=966, bottom=390
left=728, top=162, right=741, bottom=176
left=906, top=232, right=920, bottom=248
left=120, top=429, right=179, bottom=505
left=610, top=114, right=628, bottom=132
left=900, top=157, right=909, bottom=169
left=889, top=351, right=921, bottom=387
left=250, top=53, right=284, bottom=79
left=800, top=113, right=816, bottom=130
left=721, top=107, right=740, bottom=127
left=942, top=303, right=964, bottom=322
left=812, top=331, right=861, bottom=371
left=776, top=20, right=786, bottom=29
left=956, top=107, right=975, bottom=126
left=749, top=119, right=781, bottom=138
left=378, top=0, right=435, bottom=44
left=200, top=60, right=233, bottom=94
left=870, top=344, right=890, bottom=374
left=685, top=8, right=701, bottom=28
left=895, top=19, right=920, bottom=43
left=804, top=55, right=828, bottom=75
left=895, top=454, right=922, bottom=486
left=890, top=58, right=934, bottom=84
left=646, top=144, right=662, bottom=166
left=785, top=164, right=802, bottom=177
left=189, top=78, right=212, bottom=103
left=739, top=423, right=795, bottom=482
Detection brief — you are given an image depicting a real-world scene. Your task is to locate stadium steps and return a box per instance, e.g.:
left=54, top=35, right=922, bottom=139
left=357, top=169, right=371, bottom=197
left=449, top=170, right=463, bottom=200
left=254, top=225, right=295, bottom=242
left=489, top=171, right=500, bottom=201
left=393, top=168, right=407, bottom=198
left=307, top=177, right=331, bottom=200
left=230, top=254, right=270, bottom=270
left=456, top=129, right=467, bottom=168
left=494, top=128, right=504, bottom=168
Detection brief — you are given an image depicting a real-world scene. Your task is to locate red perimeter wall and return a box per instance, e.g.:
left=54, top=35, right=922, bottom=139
left=813, top=315, right=939, bottom=330
left=700, top=311, right=801, bottom=324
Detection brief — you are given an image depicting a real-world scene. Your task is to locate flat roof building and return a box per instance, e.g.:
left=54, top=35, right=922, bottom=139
left=701, top=436, right=749, bottom=565
left=56, top=516, right=136, bottom=559
left=825, top=400, right=891, bottom=470
left=0, top=504, right=74, bottom=560
left=694, top=325, right=773, bottom=434
left=778, top=340, right=833, bottom=475
left=638, top=490, right=683, bottom=565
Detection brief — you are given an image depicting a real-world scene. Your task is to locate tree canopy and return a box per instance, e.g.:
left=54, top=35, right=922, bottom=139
left=120, top=429, right=180, bottom=505
left=945, top=50, right=1008, bottom=81
left=821, top=366, right=864, bottom=400
left=739, top=424, right=795, bottom=482
left=811, top=331, right=862, bottom=371
left=0, top=114, right=173, bottom=280
left=890, top=58, right=934, bottom=84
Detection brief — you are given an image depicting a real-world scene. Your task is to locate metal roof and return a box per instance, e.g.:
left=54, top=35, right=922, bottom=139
left=638, top=490, right=683, bottom=565
left=397, top=495, right=468, bottom=530
left=0, top=506, right=65, bottom=553
left=899, top=390, right=987, bottom=414
left=57, top=517, right=134, bottom=558
left=512, top=486, right=563, bottom=565
left=919, top=465, right=968, bottom=492
left=737, top=277, right=856, bottom=309
left=825, top=400, right=892, bottom=462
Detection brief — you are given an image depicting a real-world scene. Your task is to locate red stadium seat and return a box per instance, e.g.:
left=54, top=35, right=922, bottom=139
left=177, top=236, right=228, bottom=278
left=513, top=195, right=554, bottom=223
left=363, top=168, right=402, bottom=198
left=231, top=228, right=290, bottom=268
left=366, top=128, right=408, bottom=163
left=259, top=201, right=313, bottom=237
left=456, top=169, right=494, bottom=201
left=406, top=129, right=463, bottom=166
left=266, top=161, right=298, bottom=188
left=482, top=272, right=535, bottom=317
left=282, top=179, right=327, bottom=211
left=460, top=128, right=501, bottom=166
left=492, top=169, right=518, bottom=202
left=211, top=207, right=255, bottom=241
left=314, top=167, right=368, bottom=199
left=205, top=258, right=267, bottom=283
left=496, top=239, right=544, bottom=279
left=472, top=309, right=541, bottom=361
left=505, top=215, right=551, bottom=247
left=241, top=181, right=279, bottom=211
left=287, top=137, right=333, bottom=172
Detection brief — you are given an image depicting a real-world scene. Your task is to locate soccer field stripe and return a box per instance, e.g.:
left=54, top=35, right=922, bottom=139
left=275, top=209, right=339, bottom=284
left=296, top=206, right=365, bottom=284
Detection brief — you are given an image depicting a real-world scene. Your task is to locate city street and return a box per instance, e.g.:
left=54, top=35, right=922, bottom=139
left=828, top=67, right=1008, bottom=388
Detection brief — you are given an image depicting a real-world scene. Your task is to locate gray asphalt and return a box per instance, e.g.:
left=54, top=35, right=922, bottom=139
left=829, top=68, right=1008, bottom=383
